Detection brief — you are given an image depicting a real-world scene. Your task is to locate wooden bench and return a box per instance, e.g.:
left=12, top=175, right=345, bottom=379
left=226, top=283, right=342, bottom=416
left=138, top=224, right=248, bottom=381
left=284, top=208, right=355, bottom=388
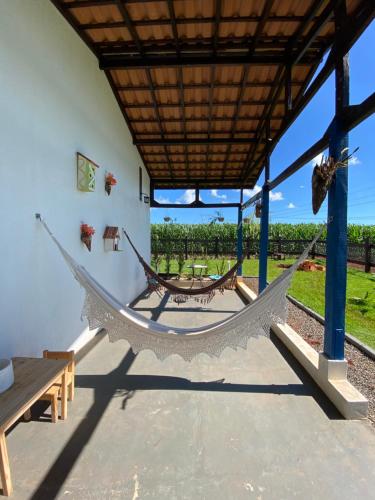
left=0, top=357, right=69, bottom=496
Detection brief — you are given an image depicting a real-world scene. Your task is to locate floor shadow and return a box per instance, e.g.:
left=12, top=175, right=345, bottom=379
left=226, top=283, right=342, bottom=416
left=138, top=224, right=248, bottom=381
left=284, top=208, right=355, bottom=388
left=30, top=348, right=137, bottom=500
left=132, top=289, right=247, bottom=319
left=149, top=291, right=170, bottom=321
left=75, top=373, right=311, bottom=397
left=270, top=332, right=343, bottom=420
left=133, top=306, right=240, bottom=314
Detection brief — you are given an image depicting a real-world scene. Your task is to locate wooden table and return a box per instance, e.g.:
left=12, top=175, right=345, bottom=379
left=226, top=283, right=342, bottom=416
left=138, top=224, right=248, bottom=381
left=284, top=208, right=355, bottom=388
left=0, top=357, right=69, bottom=496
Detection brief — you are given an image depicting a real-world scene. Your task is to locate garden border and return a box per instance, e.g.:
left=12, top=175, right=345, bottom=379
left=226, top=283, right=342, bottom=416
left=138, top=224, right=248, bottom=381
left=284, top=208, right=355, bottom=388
left=286, top=294, right=375, bottom=361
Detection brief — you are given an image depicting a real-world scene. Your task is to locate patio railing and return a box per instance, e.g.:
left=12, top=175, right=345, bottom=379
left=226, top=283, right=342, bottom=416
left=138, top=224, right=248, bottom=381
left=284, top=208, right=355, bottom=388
left=151, top=237, right=375, bottom=272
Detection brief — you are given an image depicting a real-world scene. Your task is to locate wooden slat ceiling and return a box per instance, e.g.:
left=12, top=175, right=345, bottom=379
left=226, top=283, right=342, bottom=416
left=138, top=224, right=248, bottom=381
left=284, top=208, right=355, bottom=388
left=51, top=0, right=369, bottom=189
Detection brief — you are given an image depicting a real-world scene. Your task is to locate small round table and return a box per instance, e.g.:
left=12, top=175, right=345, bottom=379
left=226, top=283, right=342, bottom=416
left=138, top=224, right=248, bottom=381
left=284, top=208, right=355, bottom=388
left=187, top=264, right=207, bottom=282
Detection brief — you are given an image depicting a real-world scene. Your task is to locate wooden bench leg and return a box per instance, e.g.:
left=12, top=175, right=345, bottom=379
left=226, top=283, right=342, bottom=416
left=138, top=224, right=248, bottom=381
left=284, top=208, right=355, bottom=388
left=61, top=371, right=67, bottom=420
left=68, top=381, right=74, bottom=402
left=23, top=408, right=32, bottom=421
left=0, top=432, right=12, bottom=496
left=51, top=394, right=58, bottom=424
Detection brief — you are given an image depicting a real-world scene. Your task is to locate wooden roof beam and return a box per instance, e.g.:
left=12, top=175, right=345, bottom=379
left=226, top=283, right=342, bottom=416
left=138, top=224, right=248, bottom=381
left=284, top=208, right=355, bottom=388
left=130, top=117, right=278, bottom=124
left=134, top=138, right=264, bottom=146
left=122, top=99, right=284, bottom=109
left=153, top=179, right=251, bottom=188
left=71, top=10, right=328, bottom=26
left=142, top=152, right=249, bottom=157
left=148, top=160, right=244, bottom=165
left=99, top=54, right=315, bottom=70
left=134, top=131, right=263, bottom=137
left=116, top=81, right=304, bottom=92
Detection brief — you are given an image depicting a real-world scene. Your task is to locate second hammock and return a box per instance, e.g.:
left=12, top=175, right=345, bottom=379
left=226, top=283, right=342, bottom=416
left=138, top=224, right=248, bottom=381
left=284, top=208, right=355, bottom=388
left=122, top=228, right=243, bottom=304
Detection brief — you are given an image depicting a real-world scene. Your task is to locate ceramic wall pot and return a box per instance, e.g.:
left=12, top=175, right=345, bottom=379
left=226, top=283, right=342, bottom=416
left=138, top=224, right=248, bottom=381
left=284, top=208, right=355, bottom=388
left=81, top=234, right=92, bottom=251
left=105, top=182, right=112, bottom=196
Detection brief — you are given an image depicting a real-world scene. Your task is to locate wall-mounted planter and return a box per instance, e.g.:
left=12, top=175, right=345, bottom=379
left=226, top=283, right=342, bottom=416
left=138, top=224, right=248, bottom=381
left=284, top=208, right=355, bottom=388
left=164, top=216, right=171, bottom=222
left=105, top=172, right=117, bottom=196
left=77, top=152, right=99, bottom=192
left=103, top=226, right=121, bottom=251
left=81, top=223, right=95, bottom=251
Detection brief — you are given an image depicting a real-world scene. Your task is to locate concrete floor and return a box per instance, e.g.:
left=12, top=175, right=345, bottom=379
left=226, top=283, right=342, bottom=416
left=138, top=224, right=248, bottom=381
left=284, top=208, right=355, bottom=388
left=5, top=290, right=375, bottom=499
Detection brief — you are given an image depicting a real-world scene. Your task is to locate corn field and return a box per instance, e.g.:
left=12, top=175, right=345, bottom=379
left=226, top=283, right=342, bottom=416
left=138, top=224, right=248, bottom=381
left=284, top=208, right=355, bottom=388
left=152, top=223, right=375, bottom=243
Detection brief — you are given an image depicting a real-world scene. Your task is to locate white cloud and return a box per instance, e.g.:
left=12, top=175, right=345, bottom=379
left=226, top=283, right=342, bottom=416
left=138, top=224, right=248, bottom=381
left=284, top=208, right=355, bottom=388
left=311, top=152, right=324, bottom=167
left=288, top=202, right=296, bottom=209
left=269, top=191, right=284, bottom=201
left=349, top=155, right=360, bottom=166
left=240, top=184, right=283, bottom=202
left=155, top=195, right=171, bottom=204
left=242, top=185, right=262, bottom=198
left=178, top=189, right=196, bottom=204
left=210, top=189, right=227, bottom=200
left=300, top=185, right=305, bottom=189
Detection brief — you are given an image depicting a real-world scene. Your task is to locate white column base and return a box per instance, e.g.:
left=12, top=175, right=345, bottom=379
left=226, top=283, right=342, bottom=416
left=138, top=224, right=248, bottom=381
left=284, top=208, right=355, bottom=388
left=318, top=352, right=347, bottom=380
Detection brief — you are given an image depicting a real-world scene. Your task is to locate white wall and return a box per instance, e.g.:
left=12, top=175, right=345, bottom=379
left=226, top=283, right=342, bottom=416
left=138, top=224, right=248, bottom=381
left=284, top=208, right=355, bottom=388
left=0, top=1, right=150, bottom=357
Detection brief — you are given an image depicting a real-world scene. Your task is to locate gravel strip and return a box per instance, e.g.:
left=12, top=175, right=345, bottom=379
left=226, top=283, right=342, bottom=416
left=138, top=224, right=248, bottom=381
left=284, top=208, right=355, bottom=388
left=243, top=277, right=375, bottom=426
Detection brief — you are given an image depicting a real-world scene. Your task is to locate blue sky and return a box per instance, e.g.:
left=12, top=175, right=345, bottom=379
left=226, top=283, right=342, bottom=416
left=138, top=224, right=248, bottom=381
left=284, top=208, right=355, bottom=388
left=151, top=22, right=374, bottom=225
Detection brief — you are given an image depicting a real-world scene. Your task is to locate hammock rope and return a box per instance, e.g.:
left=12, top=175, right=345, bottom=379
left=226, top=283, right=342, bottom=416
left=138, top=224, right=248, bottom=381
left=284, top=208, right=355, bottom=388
left=36, top=215, right=323, bottom=361
left=122, top=228, right=242, bottom=304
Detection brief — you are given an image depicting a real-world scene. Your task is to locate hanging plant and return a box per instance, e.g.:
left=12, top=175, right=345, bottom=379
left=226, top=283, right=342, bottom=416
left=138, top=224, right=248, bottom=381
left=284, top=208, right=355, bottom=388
left=164, top=216, right=171, bottom=222
left=81, top=223, right=95, bottom=251
left=209, top=211, right=224, bottom=224
left=311, top=147, right=359, bottom=214
left=243, top=217, right=250, bottom=224
left=105, top=172, right=117, bottom=195
left=255, top=202, right=262, bottom=218
left=311, top=154, right=340, bottom=215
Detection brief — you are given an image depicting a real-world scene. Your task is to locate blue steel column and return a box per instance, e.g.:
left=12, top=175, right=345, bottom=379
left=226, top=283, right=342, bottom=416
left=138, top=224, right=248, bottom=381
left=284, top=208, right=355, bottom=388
left=258, top=181, right=269, bottom=293
left=324, top=5, right=349, bottom=360
left=237, top=189, right=243, bottom=276
left=259, top=152, right=270, bottom=294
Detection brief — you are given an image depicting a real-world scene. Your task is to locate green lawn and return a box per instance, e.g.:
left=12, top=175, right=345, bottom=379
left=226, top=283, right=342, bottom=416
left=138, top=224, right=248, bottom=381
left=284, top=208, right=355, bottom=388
left=155, top=257, right=375, bottom=349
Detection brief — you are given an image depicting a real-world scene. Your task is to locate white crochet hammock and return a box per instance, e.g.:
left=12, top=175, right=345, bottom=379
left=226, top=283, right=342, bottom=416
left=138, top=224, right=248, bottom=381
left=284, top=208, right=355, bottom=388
left=38, top=216, right=322, bottom=361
